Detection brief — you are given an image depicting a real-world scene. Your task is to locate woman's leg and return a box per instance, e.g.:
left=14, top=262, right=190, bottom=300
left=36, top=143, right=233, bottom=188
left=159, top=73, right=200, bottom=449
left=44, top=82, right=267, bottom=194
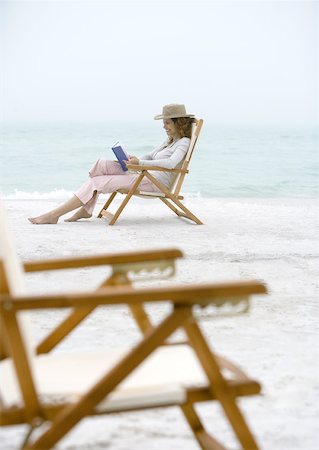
left=60, top=160, right=124, bottom=222
left=89, top=159, right=123, bottom=178
left=64, top=193, right=97, bottom=222
left=28, top=195, right=83, bottom=224
left=66, top=171, right=160, bottom=222
left=28, top=160, right=122, bottom=224
left=29, top=160, right=160, bottom=224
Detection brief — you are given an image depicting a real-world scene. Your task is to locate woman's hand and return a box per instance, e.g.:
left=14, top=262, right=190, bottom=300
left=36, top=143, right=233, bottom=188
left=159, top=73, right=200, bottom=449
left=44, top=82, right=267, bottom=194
left=125, top=156, right=139, bottom=166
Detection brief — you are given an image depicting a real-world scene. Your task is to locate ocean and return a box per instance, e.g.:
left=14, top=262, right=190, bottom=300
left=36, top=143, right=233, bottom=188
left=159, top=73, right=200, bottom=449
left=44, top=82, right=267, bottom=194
left=1, top=121, right=318, bottom=199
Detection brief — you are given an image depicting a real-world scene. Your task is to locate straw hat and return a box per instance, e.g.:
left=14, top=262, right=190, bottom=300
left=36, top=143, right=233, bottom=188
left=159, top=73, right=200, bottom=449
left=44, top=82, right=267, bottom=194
left=154, top=104, right=195, bottom=120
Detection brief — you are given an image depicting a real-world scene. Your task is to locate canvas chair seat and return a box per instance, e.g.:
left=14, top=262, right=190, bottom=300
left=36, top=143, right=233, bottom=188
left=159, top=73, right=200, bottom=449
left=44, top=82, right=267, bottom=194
left=0, top=345, right=210, bottom=411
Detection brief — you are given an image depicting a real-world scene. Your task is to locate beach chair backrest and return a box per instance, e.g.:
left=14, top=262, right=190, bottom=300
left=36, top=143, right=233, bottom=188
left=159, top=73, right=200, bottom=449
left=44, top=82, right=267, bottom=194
left=0, top=203, right=26, bottom=298
left=0, top=202, right=36, bottom=392
left=172, top=119, right=203, bottom=196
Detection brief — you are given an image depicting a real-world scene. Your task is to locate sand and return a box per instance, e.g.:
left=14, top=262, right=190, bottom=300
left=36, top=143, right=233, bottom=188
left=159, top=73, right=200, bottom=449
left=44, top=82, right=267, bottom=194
left=1, top=196, right=318, bottom=450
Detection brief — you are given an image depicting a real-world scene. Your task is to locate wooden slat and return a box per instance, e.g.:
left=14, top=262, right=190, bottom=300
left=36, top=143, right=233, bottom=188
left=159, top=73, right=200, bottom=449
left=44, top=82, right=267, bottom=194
left=186, top=381, right=261, bottom=403
left=97, top=191, right=117, bottom=218
left=173, top=119, right=203, bottom=196
left=2, top=309, right=42, bottom=423
left=23, top=248, right=183, bottom=272
left=0, top=281, right=267, bottom=311
left=100, top=210, right=114, bottom=221
left=126, top=165, right=187, bottom=173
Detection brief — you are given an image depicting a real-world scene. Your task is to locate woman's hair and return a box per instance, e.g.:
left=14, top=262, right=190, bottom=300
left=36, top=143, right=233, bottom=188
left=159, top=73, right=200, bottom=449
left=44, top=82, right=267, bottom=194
left=167, top=117, right=195, bottom=144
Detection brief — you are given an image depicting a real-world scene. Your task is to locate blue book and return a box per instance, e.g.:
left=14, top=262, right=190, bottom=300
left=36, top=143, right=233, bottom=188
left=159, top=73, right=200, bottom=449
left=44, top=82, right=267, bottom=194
left=111, top=142, right=129, bottom=171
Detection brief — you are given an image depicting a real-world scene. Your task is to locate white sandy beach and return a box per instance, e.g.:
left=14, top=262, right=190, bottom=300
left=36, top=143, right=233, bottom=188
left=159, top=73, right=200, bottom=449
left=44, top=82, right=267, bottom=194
left=1, top=196, right=318, bottom=450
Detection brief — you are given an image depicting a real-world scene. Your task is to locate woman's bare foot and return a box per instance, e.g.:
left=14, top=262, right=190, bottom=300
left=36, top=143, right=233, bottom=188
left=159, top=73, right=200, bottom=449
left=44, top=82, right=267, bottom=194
left=64, top=207, right=92, bottom=222
left=28, top=213, right=59, bottom=224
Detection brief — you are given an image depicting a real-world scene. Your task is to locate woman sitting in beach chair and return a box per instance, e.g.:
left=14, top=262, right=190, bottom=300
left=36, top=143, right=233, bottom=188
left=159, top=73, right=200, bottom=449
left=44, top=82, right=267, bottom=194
left=29, top=104, right=195, bottom=224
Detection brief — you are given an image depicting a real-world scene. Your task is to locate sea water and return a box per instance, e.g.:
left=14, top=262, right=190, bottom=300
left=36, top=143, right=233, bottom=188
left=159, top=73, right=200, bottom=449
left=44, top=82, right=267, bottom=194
left=0, top=121, right=318, bottom=199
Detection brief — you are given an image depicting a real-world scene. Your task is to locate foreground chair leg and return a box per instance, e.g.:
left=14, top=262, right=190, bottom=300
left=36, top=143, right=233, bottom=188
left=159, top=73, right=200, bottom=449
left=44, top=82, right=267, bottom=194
left=181, top=402, right=227, bottom=450
left=184, top=320, right=259, bottom=450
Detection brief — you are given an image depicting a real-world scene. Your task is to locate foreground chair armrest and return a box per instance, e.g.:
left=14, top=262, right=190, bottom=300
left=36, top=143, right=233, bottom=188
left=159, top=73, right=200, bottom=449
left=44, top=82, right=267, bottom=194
left=23, top=248, right=183, bottom=272
left=1, top=280, right=266, bottom=310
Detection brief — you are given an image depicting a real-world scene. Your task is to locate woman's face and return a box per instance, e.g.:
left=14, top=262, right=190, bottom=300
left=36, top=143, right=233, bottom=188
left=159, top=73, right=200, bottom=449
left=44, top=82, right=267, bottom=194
left=163, top=119, right=179, bottom=139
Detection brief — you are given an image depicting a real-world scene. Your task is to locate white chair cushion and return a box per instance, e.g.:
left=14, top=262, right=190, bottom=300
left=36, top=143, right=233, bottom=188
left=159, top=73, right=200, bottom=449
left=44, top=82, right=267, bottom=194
left=0, top=345, right=208, bottom=411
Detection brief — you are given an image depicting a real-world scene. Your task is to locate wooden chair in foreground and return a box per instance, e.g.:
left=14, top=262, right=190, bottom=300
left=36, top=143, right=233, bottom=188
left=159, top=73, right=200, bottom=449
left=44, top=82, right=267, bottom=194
left=98, top=119, right=204, bottom=225
left=0, top=204, right=267, bottom=450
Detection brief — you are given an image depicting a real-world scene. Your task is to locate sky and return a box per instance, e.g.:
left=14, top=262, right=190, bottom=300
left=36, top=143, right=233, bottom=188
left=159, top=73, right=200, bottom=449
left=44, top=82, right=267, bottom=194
left=0, top=0, right=317, bottom=126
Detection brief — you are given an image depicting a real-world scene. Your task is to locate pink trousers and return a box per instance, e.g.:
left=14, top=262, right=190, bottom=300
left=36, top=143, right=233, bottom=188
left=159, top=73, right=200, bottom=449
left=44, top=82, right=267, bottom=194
left=74, top=159, right=160, bottom=214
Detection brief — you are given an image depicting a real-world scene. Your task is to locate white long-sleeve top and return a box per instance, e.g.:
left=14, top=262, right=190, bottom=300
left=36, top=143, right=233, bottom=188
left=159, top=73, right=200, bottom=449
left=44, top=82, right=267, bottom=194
left=138, top=137, right=190, bottom=188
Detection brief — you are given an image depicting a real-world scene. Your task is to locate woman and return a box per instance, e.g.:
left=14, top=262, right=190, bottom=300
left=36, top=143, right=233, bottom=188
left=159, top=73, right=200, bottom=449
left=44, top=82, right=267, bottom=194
left=28, top=104, right=195, bottom=224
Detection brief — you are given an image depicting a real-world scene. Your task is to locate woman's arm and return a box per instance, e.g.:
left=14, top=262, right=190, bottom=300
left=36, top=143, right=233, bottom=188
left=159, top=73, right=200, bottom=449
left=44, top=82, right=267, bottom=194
left=140, top=141, right=168, bottom=160
left=125, top=142, right=167, bottom=167
left=139, top=139, right=189, bottom=169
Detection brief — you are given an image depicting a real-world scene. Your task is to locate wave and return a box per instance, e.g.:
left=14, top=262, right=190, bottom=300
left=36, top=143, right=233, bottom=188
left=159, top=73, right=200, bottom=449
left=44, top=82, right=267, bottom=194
left=1, top=187, right=317, bottom=201
left=1, top=189, right=206, bottom=200
left=1, top=189, right=74, bottom=200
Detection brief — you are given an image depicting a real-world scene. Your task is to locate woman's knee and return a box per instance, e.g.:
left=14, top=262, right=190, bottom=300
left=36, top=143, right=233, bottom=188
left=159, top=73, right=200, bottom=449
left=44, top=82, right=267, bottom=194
left=89, top=159, right=122, bottom=177
left=89, top=158, right=107, bottom=177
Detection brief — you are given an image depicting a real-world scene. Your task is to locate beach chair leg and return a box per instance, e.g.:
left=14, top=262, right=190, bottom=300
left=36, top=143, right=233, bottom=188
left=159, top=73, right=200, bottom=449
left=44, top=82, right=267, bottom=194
left=97, top=192, right=117, bottom=218
left=167, top=196, right=203, bottom=225
left=145, top=172, right=203, bottom=225
left=108, top=174, right=145, bottom=225
left=184, top=321, right=259, bottom=450
left=181, top=402, right=227, bottom=450
left=160, top=197, right=182, bottom=217
left=159, top=195, right=203, bottom=225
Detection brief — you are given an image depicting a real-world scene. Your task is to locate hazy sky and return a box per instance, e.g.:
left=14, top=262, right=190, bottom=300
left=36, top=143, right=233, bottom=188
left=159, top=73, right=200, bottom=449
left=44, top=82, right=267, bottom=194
left=0, top=0, right=317, bottom=126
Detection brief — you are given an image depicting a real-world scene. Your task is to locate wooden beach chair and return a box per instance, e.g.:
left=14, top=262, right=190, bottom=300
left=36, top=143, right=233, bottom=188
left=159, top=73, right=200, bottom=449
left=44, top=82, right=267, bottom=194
left=0, top=203, right=267, bottom=450
left=98, top=119, right=204, bottom=225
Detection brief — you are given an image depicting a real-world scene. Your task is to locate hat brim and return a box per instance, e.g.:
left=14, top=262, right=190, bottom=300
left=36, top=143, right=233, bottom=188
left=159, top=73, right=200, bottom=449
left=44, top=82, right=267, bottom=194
left=154, top=114, right=195, bottom=120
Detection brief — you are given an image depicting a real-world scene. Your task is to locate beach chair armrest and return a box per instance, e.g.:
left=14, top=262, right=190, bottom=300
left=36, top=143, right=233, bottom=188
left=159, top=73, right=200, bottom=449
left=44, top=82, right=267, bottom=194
left=1, top=281, right=267, bottom=311
left=23, top=248, right=183, bottom=272
left=127, top=164, right=187, bottom=173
